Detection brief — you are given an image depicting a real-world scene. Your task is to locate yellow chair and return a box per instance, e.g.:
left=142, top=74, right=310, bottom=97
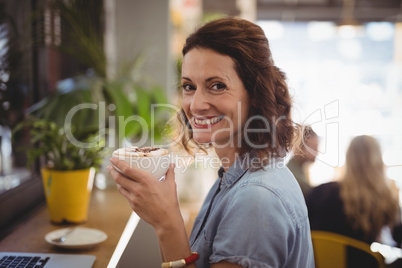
left=311, top=231, right=386, bottom=268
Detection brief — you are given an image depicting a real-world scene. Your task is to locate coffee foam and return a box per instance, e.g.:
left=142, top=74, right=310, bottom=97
left=112, top=147, right=169, bottom=158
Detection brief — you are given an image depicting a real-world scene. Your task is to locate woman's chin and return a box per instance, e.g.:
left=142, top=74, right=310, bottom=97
left=193, top=138, right=212, bottom=145
left=192, top=134, right=213, bottom=145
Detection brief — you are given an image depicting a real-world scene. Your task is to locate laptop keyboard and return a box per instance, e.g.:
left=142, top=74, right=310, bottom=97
left=0, top=255, right=50, bottom=268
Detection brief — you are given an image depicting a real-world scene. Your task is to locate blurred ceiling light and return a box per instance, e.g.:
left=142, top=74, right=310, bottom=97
left=307, top=22, right=336, bottom=41
left=366, top=22, right=394, bottom=41
left=338, top=24, right=363, bottom=38
left=257, top=21, right=284, bottom=40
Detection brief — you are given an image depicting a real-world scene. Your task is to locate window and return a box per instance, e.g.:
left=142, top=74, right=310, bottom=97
left=258, top=21, right=402, bottom=186
left=0, top=0, right=35, bottom=190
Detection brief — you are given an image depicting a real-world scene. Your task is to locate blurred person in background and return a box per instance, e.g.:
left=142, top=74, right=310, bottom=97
left=287, top=125, right=319, bottom=198
left=306, top=135, right=401, bottom=245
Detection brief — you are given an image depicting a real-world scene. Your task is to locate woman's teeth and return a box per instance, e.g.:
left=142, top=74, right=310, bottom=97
left=194, top=116, right=223, bottom=125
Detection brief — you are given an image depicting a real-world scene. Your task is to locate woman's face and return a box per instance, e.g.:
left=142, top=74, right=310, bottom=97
left=181, top=48, right=250, bottom=148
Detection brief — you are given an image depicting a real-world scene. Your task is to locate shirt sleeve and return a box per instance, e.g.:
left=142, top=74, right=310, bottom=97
left=209, top=183, right=298, bottom=268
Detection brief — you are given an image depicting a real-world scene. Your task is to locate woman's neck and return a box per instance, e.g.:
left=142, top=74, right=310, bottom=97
left=214, top=146, right=238, bottom=172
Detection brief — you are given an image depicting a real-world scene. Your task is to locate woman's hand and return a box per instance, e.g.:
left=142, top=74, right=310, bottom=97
left=107, top=158, right=182, bottom=230
left=108, top=158, right=193, bottom=262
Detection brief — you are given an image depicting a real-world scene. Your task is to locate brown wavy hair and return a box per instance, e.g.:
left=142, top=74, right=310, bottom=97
left=340, top=135, right=400, bottom=241
left=176, top=17, right=294, bottom=167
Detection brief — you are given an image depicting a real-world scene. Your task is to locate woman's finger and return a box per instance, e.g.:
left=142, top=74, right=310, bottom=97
left=109, top=157, right=153, bottom=183
left=115, top=184, right=142, bottom=211
left=116, top=184, right=133, bottom=200
left=107, top=165, right=142, bottom=198
left=164, top=163, right=176, bottom=182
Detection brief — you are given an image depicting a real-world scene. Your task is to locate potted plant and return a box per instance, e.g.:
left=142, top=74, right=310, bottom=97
left=13, top=116, right=108, bottom=224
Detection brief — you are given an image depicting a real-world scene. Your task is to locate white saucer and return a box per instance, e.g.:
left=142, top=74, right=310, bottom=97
left=45, top=227, right=108, bottom=250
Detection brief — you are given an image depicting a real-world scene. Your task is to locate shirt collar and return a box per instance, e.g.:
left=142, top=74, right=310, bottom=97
left=218, top=153, right=285, bottom=188
left=220, top=157, right=249, bottom=188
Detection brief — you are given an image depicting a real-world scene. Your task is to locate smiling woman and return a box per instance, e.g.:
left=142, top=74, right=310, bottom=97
left=108, top=17, right=315, bottom=268
left=178, top=19, right=294, bottom=171
left=181, top=48, right=250, bottom=154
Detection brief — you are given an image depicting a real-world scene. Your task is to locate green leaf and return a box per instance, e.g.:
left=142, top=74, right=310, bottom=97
left=13, top=116, right=108, bottom=171
left=136, top=87, right=151, bottom=122
left=152, top=85, right=169, bottom=104
left=103, top=81, right=134, bottom=119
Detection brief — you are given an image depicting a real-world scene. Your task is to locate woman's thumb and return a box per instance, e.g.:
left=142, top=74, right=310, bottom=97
left=164, top=163, right=176, bottom=181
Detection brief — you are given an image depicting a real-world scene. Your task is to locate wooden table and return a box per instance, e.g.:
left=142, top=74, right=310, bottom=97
left=0, top=187, right=133, bottom=268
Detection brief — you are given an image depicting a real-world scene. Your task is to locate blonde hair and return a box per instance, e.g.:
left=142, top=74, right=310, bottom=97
left=291, top=124, right=317, bottom=156
left=340, top=135, right=400, bottom=241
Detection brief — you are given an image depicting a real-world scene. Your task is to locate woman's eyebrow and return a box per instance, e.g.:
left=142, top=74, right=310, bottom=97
left=205, top=76, right=223, bottom=82
left=181, top=76, right=230, bottom=82
left=207, top=75, right=231, bottom=85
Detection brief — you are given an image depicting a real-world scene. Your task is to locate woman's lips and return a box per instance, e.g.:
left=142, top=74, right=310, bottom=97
left=192, top=116, right=224, bottom=129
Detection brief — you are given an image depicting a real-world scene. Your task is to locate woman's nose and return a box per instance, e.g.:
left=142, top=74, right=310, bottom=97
left=190, top=89, right=210, bottom=113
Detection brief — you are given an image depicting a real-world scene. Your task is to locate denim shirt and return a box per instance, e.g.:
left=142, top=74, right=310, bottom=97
left=189, top=157, right=315, bottom=268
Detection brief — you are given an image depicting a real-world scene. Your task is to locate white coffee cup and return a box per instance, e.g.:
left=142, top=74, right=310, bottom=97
left=112, top=147, right=170, bottom=180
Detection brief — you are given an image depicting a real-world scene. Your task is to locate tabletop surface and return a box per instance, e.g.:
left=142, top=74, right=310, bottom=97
left=0, top=186, right=132, bottom=268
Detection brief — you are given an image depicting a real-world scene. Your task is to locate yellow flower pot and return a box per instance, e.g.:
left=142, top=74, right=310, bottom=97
left=41, top=167, right=95, bottom=224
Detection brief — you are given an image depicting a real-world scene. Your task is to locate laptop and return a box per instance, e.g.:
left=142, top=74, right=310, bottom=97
left=0, top=252, right=95, bottom=268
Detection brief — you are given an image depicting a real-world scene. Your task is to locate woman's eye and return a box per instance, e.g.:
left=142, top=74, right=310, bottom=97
left=211, top=83, right=226, bottom=92
left=182, top=83, right=195, bottom=91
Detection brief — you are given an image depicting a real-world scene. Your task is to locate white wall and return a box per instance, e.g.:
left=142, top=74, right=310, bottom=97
left=108, top=0, right=174, bottom=93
